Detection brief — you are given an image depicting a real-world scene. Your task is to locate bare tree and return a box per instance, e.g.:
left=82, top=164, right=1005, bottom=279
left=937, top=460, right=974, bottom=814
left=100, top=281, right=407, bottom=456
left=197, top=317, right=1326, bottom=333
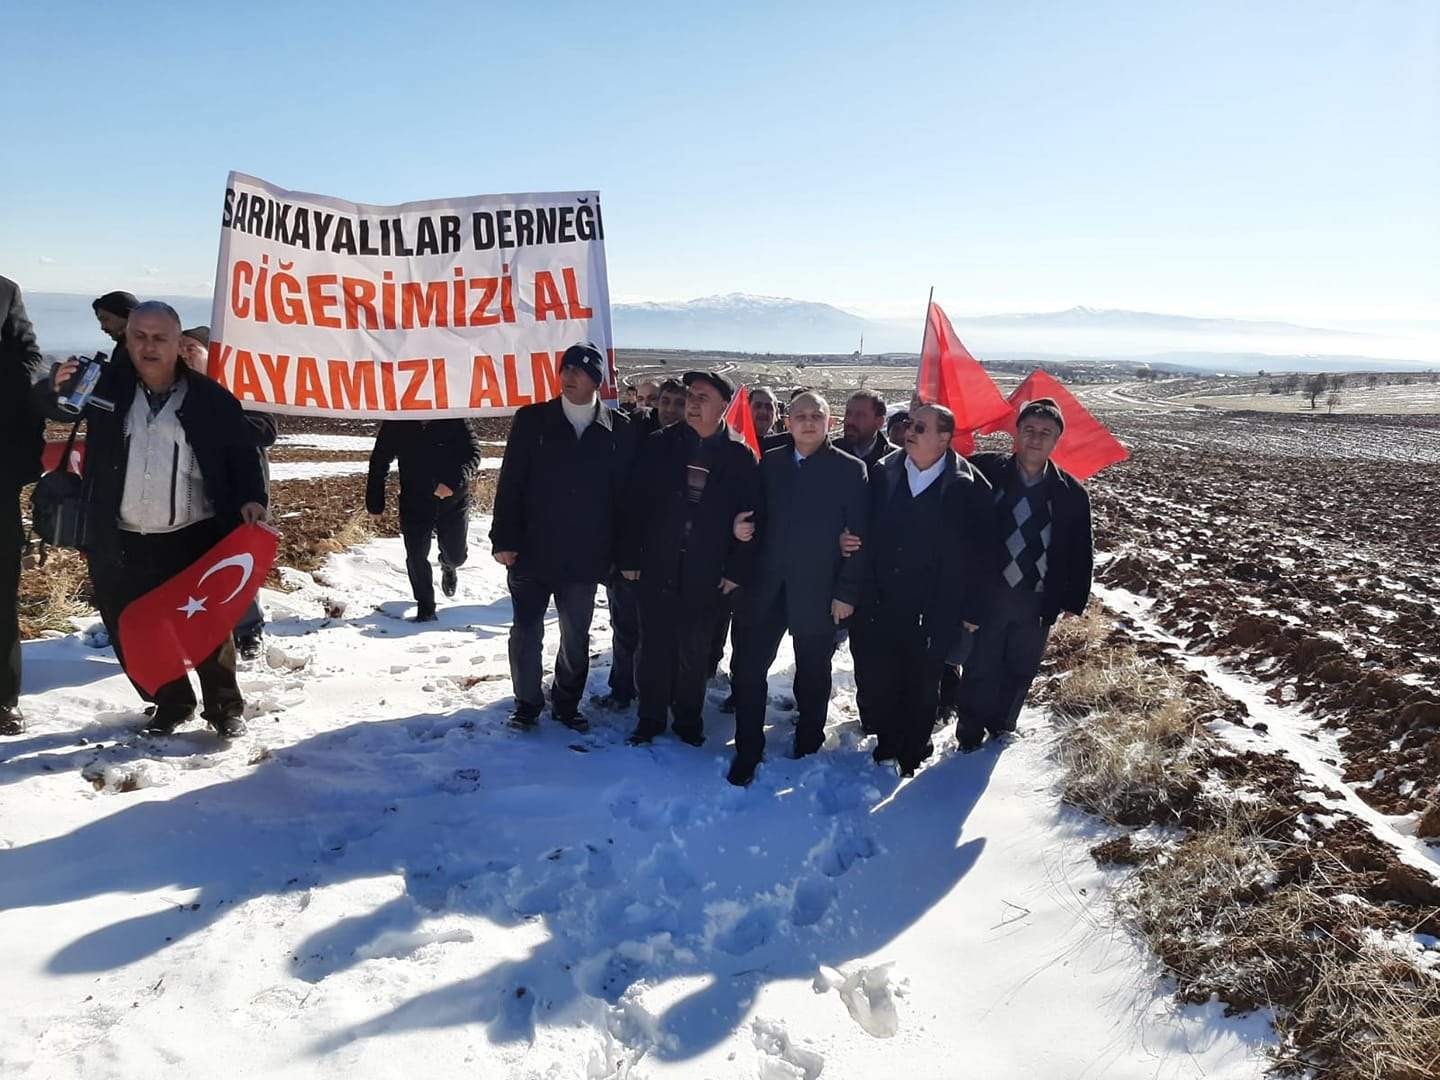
left=1326, top=390, right=1341, bottom=414
left=1306, top=373, right=1330, bottom=409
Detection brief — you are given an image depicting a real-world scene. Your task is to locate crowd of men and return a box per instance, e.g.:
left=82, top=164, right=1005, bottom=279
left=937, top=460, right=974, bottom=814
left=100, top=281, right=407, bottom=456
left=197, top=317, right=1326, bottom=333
left=1, top=274, right=1093, bottom=789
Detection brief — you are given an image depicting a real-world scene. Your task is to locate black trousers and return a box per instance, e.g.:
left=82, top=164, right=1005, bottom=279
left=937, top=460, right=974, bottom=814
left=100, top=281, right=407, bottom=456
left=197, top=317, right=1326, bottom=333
left=732, top=588, right=837, bottom=762
left=1, top=489, right=21, bottom=710
left=506, top=571, right=595, bottom=718
left=957, top=588, right=1051, bottom=739
left=400, top=493, right=469, bottom=613
left=848, top=615, right=882, bottom=735
left=605, top=572, right=641, bottom=702
left=708, top=596, right=735, bottom=680
left=866, top=610, right=945, bottom=770
left=90, top=519, right=241, bottom=719
left=635, top=588, right=717, bottom=740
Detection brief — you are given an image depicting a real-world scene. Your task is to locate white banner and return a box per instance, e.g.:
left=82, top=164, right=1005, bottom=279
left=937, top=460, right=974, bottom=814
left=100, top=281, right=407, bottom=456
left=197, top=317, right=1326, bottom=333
left=208, top=172, right=615, bottom=417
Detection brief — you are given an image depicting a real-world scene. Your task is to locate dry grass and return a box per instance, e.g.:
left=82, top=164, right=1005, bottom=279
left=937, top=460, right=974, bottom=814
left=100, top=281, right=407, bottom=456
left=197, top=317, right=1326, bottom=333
left=17, top=547, right=92, bottom=638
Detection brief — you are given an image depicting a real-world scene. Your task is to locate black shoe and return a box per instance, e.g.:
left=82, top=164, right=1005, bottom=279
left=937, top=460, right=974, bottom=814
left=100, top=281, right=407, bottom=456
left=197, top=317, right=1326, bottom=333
left=555, top=711, right=590, bottom=733
left=209, top=713, right=248, bottom=739
left=626, top=724, right=661, bottom=746
left=144, top=707, right=194, bottom=736
left=411, top=608, right=438, bottom=623
left=673, top=726, right=705, bottom=748
left=590, top=692, right=633, bottom=712
left=957, top=727, right=985, bottom=753
left=236, top=634, right=263, bottom=661
left=441, top=564, right=458, bottom=599
left=508, top=709, right=541, bottom=730
left=727, top=755, right=760, bottom=787
left=872, top=740, right=898, bottom=765
left=790, top=741, right=823, bottom=760
left=718, top=694, right=736, bottom=714
left=898, top=742, right=935, bottom=777
left=0, top=707, right=25, bottom=736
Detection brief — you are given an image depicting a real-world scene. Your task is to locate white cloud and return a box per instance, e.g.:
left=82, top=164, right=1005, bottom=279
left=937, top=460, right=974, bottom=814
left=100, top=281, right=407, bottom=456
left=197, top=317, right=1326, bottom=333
left=37, top=255, right=56, bottom=265
left=143, top=266, right=161, bottom=277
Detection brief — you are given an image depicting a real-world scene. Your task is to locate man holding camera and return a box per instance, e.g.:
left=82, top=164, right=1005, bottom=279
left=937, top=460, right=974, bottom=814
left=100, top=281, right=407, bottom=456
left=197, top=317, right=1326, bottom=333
left=1, top=276, right=47, bottom=736
left=37, top=301, right=267, bottom=738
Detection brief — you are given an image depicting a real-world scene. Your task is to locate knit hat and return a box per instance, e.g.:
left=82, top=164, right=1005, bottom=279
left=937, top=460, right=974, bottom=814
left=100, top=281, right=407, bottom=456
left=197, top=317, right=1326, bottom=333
left=92, top=291, right=139, bottom=318
left=182, top=325, right=210, bottom=347
left=683, top=370, right=735, bottom=402
left=559, top=342, right=604, bottom=385
left=1017, top=397, right=1065, bottom=433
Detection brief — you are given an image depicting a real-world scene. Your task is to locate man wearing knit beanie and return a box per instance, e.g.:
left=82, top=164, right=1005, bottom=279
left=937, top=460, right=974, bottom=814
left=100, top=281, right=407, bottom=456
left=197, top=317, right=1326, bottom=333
left=954, top=397, right=1093, bottom=751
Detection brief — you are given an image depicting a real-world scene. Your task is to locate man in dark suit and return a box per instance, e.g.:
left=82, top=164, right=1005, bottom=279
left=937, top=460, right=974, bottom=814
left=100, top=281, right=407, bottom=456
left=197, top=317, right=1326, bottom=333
left=956, top=398, right=1093, bottom=750
left=1, top=276, right=47, bottom=736
left=725, top=391, right=868, bottom=786
left=490, top=344, right=637, bottom=731
left=619, top=370, right=759, bottom=747
left=854, top=403, right=997, bottom=775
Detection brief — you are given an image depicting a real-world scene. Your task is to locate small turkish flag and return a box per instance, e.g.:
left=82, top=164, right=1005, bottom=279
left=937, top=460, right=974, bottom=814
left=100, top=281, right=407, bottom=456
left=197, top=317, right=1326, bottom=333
left=916, top=301, right=1012, bottom=455
left=118, top=523, right=279, bottom=695
left=725, top=385, right=761, bottom=459
left=979, top=369, right=1129, bottom=481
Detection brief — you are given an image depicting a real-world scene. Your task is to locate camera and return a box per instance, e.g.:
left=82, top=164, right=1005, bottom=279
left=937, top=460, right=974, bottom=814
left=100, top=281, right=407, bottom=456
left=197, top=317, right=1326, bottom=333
left=57, top=353, right=116, bottom=415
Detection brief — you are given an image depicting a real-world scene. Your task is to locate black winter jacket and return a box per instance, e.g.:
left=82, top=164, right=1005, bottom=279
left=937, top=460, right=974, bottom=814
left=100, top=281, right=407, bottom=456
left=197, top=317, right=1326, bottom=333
left=0, top=276, right=47, bottom=492
left=968, top=451, right=1093, bottom=624
left=619, top=422, right=760, bottom=610
left=742, top=440, right=869, bottom=636
left=861, top=449, right=999, bottom=659
left=33, top=356, right=267, bottom=565
left=489, top=398, right=638, bottom=584
left=366, top=419, right=483, bottom=517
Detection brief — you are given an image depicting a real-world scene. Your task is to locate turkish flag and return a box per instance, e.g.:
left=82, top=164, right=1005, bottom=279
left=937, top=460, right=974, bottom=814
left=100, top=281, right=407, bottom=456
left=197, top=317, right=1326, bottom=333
left=725, top=385, right=761, bottom=458
left=915, top=301, right=1012, bottom=455
left=118, top=523, right=279, bottom=694
left=41, top=439, right=86, bottom=475
left=979, top=369, right=1129, bottom=481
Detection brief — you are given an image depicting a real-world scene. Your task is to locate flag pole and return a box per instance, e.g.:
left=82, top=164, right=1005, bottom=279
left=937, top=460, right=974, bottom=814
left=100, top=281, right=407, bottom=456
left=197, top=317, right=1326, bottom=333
left=913, top=285, right=934, bottom=407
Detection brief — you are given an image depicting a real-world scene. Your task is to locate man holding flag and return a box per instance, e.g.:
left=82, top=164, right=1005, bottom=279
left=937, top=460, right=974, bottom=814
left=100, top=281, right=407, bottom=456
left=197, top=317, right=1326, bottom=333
left=37, top=301, right=268, bottom=737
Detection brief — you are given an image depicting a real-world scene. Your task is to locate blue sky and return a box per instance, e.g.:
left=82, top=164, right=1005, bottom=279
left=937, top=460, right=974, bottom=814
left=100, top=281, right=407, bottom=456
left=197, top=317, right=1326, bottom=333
left=3, top=0, right=1436, bottom=324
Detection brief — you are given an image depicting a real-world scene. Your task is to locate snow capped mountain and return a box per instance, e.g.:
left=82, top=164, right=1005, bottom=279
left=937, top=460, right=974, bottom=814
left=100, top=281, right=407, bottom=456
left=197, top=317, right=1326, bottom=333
left=614, top=294, right=867, bottom=353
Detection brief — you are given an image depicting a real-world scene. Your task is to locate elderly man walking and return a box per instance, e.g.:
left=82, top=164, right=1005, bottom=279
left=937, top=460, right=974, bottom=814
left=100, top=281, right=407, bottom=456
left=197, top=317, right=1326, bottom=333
left=854, top=403, right=997, bottom=775
left=490, top=343, right=637, bottom=731
left=620, top=371, right=759, bottom=747
left=36, top=302, right=267, bottom=737
left=955, top=398, right=1093, bottom=750
left=725, top=391, right=868, bottom=786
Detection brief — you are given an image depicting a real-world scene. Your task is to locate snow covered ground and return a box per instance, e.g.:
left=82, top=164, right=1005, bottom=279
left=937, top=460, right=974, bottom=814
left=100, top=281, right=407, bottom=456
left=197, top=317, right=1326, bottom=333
left=269, top=459, right=504, bottom=483
left=0, top=518, right=1273, bottom=1079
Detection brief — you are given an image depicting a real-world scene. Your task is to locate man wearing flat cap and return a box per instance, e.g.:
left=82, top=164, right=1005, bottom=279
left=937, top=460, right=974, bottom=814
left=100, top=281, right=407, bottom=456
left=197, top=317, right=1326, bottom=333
left=955, top=397, right=1093, bottom=751
left=490, top=342, right=637, bottom=731
left=619, top=369, right=760, bottom=747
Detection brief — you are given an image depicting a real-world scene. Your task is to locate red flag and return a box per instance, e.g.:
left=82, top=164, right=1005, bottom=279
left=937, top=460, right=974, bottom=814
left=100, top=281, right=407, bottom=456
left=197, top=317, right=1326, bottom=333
left=725, top=385, right=761, bottom=458
left=118, top=523, right=279, bottom=695
left=915, top=301, right=1012, bottom=455
left=41, top=440, right=86, bottom=475
left=979, top=369, right=1129, bottom=481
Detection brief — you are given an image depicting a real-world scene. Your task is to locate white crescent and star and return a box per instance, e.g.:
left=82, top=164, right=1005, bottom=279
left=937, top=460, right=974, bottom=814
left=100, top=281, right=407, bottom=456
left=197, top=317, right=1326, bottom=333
left=175, top=553, right=257, bottom=620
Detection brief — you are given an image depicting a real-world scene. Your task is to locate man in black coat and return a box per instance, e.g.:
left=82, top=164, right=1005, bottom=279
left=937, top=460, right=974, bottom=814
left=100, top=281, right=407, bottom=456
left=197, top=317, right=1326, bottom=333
left=368, top=414, right=482, bottom=623
left=37, top=302, right=267, bottom=737
left=619, top=370, right=759, bottom=747
left=835, top=388, right=894, bottom=470
left=853, top=403, right=997, bottom=775
left=956, top=398, right=1093, bottom=750
left=1, top=276, right=48, bottom=736
left=725, top=391, right=868, bottom=785
left=489, top=344, right=637, bottom=730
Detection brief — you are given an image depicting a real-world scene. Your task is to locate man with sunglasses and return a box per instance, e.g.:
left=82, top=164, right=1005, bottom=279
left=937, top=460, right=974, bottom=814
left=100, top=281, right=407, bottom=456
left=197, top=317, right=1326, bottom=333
left=853, top=403, right=996, bottom=776
left=954, top=398, right=1093, bottom=751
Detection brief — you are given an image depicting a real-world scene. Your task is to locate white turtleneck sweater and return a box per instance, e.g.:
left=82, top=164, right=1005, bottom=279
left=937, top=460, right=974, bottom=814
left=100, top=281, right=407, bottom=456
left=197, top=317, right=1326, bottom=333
left=562, top=393, right=598, bottom=438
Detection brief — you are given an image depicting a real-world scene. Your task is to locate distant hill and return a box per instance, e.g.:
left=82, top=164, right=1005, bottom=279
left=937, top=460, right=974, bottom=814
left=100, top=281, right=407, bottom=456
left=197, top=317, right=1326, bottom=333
left=24, top=292, right=215, bottom=355
left=615, top=293, right=867, bottom=353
